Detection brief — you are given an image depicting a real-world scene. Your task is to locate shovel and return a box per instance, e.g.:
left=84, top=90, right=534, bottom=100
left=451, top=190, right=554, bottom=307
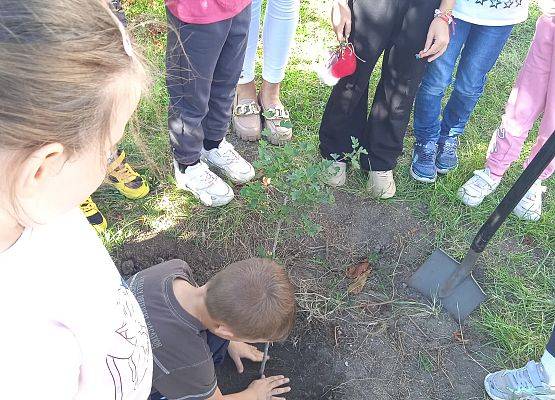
left=409, top=131, right=555, bottom=321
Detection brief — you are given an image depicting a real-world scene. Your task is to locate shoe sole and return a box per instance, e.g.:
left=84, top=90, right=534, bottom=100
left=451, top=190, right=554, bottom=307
left=233, top=123, right=262, bottom=142
left=177, top=183, right=234, bottom=207
left=410, top=166, right=437, bottom=183
left=513, top=209, right=541, bottom=221
left=436, top=164, right=458, bottom=175
left=116, top=182, right=150, bottom=200
left=483, top=374, right=504, bottom=400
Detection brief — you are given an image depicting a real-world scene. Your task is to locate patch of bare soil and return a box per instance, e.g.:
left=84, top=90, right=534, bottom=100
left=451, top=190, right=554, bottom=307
left=114, top=144, right=498, bottom=399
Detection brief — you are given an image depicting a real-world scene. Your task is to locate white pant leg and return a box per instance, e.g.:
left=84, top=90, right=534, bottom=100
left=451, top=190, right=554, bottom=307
left=239, top=0, right=263, bottom=84
left=262, top=0, right=300, bottom=83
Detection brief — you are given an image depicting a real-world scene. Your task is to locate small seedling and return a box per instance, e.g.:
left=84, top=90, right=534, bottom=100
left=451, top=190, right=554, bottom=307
left=259, top=342, right=270, bottom=378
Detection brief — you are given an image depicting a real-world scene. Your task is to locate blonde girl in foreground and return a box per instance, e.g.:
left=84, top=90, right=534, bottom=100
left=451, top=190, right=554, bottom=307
left=0, top=0, right=153, bottom=398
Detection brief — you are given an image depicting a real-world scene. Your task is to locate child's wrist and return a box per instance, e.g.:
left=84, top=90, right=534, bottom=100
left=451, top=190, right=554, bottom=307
left=434, top=9, right=454, bottom=25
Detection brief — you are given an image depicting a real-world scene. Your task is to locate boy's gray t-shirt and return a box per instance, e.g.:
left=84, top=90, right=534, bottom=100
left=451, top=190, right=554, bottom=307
left=129, top=260, right=217, bottom=400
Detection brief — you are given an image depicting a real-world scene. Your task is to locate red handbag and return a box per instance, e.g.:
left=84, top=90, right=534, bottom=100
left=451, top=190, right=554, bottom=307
left=316, top=42, right=362, bottom=86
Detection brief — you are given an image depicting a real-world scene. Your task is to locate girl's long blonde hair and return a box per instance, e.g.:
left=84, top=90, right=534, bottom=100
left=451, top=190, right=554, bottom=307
left=0, top=0, right=145, bottom=157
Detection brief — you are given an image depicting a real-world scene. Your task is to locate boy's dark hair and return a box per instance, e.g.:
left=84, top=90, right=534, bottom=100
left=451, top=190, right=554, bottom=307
left=205, top=258, right=296, bottom=341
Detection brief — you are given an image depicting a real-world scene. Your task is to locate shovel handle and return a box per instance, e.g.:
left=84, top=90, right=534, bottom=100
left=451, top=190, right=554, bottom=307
left=470, top=131, right=555, bottom=254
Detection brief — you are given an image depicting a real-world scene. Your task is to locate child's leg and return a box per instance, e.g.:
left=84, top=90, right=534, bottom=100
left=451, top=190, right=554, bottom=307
left=440, top=23, right=513, bottom=140
left=319, top=0, right=398, bottom=162
left=261, top=0, right=300, bottom=84
left=523, top=17, right=555, bottom=181
left=165, top=9, right=237, bottom=165
left=239, top=0, right=262, bottom=85
left=201, top=6, right=251, bottom=145
left=486, top=16, right=553, bottom=180
left=363, top=0, right=439, bottom=171
left=412, top=19, right=471, bottom=145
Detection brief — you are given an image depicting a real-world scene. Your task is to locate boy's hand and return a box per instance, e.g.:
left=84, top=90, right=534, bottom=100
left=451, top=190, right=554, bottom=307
left=228, top=342, right=265, bottom=374
left=539, top=0, right=555, bottom=17
left=418, top=17, right=450, bottom=62
left=246, top=375, right=291, bottom=400
left=331, top=0, right=351, bottom=42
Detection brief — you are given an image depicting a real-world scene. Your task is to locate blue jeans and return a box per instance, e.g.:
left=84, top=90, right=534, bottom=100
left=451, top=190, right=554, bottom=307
left=413, top=19, right=513, bottom=144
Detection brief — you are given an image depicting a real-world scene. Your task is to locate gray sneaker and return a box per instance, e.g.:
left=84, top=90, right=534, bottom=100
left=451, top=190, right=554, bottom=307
left=484, top=361, right=555, bottom=399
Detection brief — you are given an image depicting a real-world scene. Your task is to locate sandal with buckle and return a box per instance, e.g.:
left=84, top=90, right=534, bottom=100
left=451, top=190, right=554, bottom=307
left=259, top=97, right=293, bottom=146
left=232, top=93, right=262, bottom=142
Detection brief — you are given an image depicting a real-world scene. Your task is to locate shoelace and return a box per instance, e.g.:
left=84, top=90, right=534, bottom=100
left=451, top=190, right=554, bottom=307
left=415, top=143, right=435, bottom=163
left=216, top=141, right=241, bottom=164
left=193, top=163, right=217, bottom=187
left=440, top=140, right=458, bottom=156
left=110, top=162, right=137, bottom=183
left=505, top=362, right=551, bottom=396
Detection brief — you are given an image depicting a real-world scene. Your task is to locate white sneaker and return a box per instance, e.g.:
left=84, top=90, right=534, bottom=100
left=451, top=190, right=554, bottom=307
left=367, top=170, right=396, bottom=199
left=200, top=139, right=255, bottom=185
left=173, top=160, right=234, bottom=207
left=458, top=168, right=500, bottom=207
left=326, top=161, right=347, bottom=187
left=513, top=180, right=546, bottom=221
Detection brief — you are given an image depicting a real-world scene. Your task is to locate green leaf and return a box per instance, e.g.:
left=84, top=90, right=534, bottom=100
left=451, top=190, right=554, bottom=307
left=280, top=120, right=293, bottom=129
left=261, top=127, right=271, bottom=137
left=262, top=110, right=275, bottom=119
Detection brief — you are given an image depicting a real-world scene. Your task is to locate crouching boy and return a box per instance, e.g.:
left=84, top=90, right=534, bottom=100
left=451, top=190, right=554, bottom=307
left=129, top=258, right=296, bottom=399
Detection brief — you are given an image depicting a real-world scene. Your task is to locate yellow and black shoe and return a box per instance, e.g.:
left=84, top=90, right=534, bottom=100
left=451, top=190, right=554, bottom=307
left=107, top=150, right=150, bottom=200
left=80, top=196, right=107, bottom=234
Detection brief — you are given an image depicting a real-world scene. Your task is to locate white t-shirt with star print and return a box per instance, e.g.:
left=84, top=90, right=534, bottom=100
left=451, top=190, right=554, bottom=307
left=453, top=0, right=530, bottom=26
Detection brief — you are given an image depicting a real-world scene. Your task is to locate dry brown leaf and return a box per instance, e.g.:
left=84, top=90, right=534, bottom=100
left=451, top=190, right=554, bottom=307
left=262, top=176, right=272, bottom=187
left=347, top=270, right=370, bottom=294
left=346, top=260, right=369, bottom=278
left=453, top=330, right=469, bottom=345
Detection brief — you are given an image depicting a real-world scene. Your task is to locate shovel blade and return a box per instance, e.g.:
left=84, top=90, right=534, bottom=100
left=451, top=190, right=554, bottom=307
left=408, top=249, right=486, bottom=321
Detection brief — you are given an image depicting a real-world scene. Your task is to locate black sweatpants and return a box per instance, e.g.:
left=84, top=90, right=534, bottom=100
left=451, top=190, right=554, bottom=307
left=319, top=0, right=440, bottom=171
left=166, top=7, right=251, bottom=165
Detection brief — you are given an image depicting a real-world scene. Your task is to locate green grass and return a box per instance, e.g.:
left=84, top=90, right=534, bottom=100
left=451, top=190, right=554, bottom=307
left=100, top=0, right=554, bottom=368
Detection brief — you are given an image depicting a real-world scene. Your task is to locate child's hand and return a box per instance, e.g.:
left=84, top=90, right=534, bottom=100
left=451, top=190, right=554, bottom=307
left=418, top=17, right=450, bottom=62
left=331, top=0, right=351, bottom=42
left=246, top=375, right=291, bottom=400
left=227, top=342, right=265, bottom=374
left=539, top=0, right=555, bottom=17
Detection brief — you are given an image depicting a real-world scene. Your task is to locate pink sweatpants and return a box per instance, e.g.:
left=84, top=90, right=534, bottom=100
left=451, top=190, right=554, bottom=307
left=486, top=16, right=555, bottom=181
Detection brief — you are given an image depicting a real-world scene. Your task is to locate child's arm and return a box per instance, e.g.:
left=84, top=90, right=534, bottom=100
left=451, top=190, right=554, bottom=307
left=418, top=0, right=456, bottom=62
left=209, top=376, right=291, bottom=400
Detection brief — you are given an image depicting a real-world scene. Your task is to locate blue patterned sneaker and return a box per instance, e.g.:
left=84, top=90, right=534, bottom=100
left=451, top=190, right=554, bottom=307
left=410, top=141, right=437, bottom=183
left=436, top=136, right=459, bottom=174
left=484, top=361, right=555, bottom=400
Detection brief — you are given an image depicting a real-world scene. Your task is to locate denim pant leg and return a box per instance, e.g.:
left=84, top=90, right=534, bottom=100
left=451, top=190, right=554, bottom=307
left=412, top=19, right=471, bottom=144
left=547, top=325, right=555, bottom=357
left=207, top=331, right=230, bottom=366
left=440, top=23, right=514, bottom=140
